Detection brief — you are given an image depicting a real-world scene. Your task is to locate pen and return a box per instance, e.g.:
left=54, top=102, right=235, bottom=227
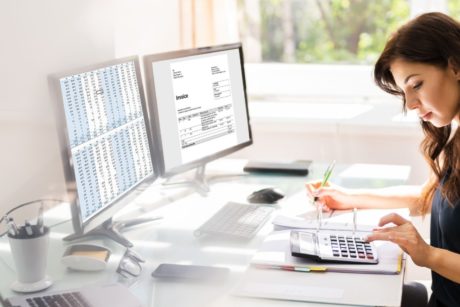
left=3, top=215, right=14, bottom=237
left=314, top=160, right=336, bottom=231
left=314, top=160, right=336, bottom=202
left=36, top=203, right=44, bottom=234
left=6, top=217, right=19, bottom=237
left=24, top=220, right=34, bottom=237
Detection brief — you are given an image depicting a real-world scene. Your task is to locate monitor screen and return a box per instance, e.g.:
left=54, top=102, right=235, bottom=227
left=144, top=43, right=252, bottom=177
left=52, top=56, right=157, bottom=236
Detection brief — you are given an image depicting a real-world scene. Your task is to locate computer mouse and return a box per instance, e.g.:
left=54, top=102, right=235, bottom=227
left=247, top=188, right=285, bottom=204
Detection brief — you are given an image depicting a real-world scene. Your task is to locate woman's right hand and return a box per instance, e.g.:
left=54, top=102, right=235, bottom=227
left=305, top=181, right=357, bottom=211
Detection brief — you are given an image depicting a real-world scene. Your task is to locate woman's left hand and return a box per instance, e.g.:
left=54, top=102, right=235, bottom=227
left=366, top=213, right=433, bottom=267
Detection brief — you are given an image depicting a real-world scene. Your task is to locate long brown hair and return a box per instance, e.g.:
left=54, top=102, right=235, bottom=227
left=374, top=12, right=460, bottom=213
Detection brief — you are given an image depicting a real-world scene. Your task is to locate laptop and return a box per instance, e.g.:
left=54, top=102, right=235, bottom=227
left=3, top=283, right=142, bottom=307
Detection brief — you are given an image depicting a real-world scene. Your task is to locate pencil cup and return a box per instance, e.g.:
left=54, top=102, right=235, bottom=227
left=8, top=226, right=53, bottom=292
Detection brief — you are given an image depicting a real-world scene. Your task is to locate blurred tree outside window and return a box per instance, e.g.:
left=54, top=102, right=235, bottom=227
left=238, top=0, right=456, bottom=64
left=448, top=0, right=460, bottom=18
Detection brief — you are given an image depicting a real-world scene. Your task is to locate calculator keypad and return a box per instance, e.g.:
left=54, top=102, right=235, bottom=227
left=318, top=234, right=378, bottom=263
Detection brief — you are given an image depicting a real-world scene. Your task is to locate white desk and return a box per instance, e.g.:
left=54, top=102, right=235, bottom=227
left=0, top=160, right=410, bottom=307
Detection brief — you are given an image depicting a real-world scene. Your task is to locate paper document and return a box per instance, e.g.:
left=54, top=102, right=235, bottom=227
left=170, top=54, right=238, bottom=163
left=272, top=207, right=410, bottom=232
left=272, top=214, right=374, bottom=232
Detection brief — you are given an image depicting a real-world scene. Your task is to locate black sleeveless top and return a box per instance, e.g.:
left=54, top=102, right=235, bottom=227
left=430, top=183, right=460, bottom=307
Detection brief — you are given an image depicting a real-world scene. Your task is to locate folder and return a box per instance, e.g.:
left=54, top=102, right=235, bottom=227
left=250, top=230, right=403, bottom=275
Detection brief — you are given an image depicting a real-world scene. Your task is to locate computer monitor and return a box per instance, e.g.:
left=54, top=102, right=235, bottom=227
left=51, top=56, right=158, bottom=247
left=143, top=43, right=252, bottom=192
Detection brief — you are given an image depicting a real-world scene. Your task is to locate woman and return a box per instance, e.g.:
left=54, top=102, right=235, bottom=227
left=307, top=12, right=460, bottom=307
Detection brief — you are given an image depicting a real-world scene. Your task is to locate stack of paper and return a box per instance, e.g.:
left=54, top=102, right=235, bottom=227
left=250, top=230, right=403, bottom=275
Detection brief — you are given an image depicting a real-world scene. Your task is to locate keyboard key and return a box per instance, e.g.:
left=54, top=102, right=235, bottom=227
left=322, top=234, right=378, bottom=263
left=32, top=297, right=46, bottom=307
left=26, top=298, right=37, bottom=307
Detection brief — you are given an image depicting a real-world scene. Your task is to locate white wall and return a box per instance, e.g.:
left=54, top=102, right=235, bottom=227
left=114, top=1, right=180, bottom=57
left=0, top=0, right=181, bottom=214
left=0, top=1, right=429, bottom=220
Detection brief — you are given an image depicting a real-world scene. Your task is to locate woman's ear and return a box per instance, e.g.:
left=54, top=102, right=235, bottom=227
left=448, top=57, right=460, bottom=80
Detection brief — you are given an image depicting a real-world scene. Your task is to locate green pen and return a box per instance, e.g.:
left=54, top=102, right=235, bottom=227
left=314, top=160, right=336, bottom=231
left=313, top=160, right=336, bottom=202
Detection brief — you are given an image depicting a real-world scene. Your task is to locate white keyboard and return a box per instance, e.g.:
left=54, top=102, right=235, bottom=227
left=194, top=202, right=274, bottom=239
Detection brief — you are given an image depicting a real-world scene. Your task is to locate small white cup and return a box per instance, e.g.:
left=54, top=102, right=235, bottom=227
left=8, top=226, right=53, bottom=292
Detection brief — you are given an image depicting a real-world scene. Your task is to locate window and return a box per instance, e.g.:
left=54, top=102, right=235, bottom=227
left=236, top=0, right=455, bottom=106
left=238, top=0, right=458, bottom=64
left=448, top=0, right=460, bottom=18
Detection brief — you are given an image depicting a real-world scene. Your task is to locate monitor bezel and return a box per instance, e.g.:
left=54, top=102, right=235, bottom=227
left=50, top=56, right=158, bottom=235
left=143, top=43, right=253, bottom=178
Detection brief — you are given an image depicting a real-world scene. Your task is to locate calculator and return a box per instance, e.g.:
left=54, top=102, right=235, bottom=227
left=290, top=230, right=378, bottom=264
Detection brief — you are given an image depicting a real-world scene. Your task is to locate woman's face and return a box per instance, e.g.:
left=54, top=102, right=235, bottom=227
left=390, top=59, right=460, bottom=127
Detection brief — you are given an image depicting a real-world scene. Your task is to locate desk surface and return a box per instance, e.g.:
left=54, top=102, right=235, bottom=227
left=0, top=160, right=410, bottom=307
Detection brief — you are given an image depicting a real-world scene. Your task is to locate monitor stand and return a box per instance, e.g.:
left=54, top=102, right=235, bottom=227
left=162, top=165, right=210, bottom=195
left=162, top=164, right=248, bottom=196
left=64, top=216, right=162, bottom=247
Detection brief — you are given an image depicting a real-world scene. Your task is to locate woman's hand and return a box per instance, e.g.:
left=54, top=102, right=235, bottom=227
left=305, top=181, right=357, bottom=211
left=366, top=213, right=432, bottom=267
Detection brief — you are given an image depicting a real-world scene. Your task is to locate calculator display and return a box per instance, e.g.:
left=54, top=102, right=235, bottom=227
left=298, top=232, right=317, bottom=254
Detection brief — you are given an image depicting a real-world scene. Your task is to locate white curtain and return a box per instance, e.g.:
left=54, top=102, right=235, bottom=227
left=179, top=0, right=239, bottom=48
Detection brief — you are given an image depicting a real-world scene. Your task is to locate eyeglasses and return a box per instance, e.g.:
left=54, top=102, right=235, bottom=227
left=116, top=249, right=145, bottom=278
